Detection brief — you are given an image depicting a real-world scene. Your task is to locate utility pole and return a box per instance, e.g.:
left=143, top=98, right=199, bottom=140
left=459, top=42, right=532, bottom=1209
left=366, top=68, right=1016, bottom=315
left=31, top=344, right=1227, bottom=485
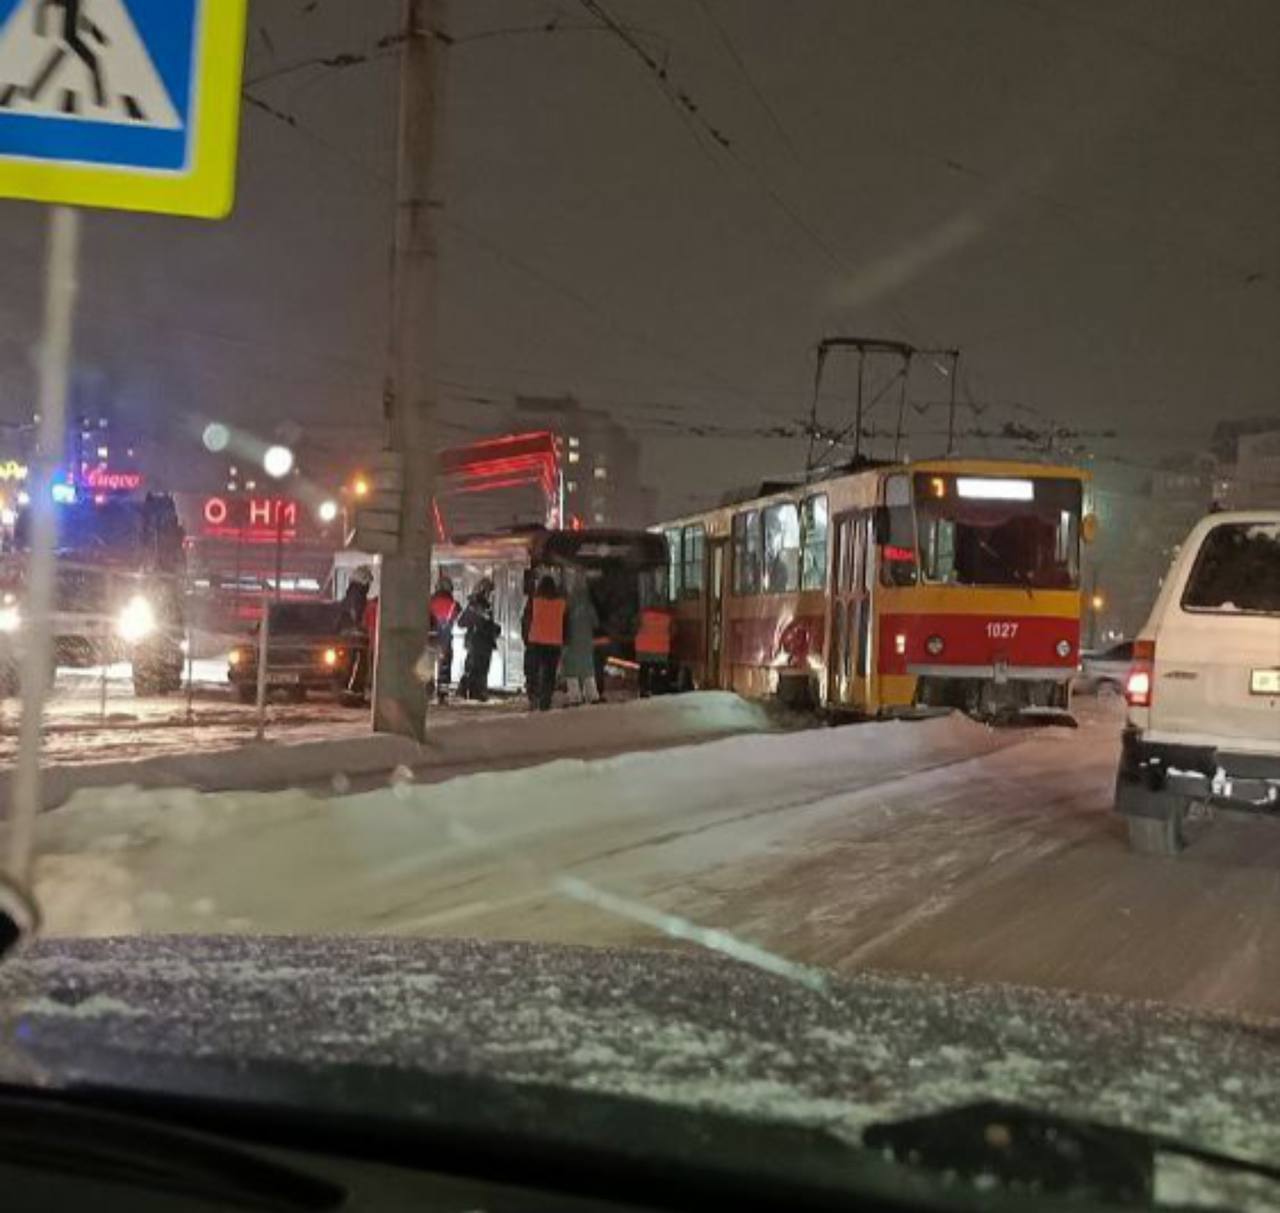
left=372, top=0, right=445, bottom=740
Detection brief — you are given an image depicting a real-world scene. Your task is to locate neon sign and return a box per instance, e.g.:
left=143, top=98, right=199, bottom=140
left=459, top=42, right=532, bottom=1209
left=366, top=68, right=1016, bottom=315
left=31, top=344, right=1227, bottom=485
left=84, top=467, right=143, bottom=492
left=202, top=496, right=299, bottom=539
left=0, top=460, right=28, bottom=482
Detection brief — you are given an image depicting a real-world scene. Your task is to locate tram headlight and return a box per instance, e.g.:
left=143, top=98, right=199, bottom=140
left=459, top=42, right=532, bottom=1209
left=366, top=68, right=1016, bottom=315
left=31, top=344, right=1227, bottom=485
left=117, top=595, right=157, bottom=644
left=1055, top=638, right=1073, bottom=659
left=926, top=634, right=945, bottom=657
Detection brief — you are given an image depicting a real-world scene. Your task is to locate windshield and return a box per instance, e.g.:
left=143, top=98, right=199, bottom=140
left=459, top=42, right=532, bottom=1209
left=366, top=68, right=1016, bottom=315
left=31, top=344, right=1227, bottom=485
left=1, top=4, right=1278, bottom=1206
left=915, top=474, right=1082, bottom=589
left=1182, top=522, right=1280, bottom=615
left=267, top=603, right=348, bottom=634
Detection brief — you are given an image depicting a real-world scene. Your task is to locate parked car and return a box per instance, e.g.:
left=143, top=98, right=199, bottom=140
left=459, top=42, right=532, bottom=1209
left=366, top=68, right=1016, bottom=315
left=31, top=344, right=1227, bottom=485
left=1079, top=640, right=1133, bottom=696
left=1115, top=511, right=1280, bottom=856
left=228, top=601, right=368, bottom=705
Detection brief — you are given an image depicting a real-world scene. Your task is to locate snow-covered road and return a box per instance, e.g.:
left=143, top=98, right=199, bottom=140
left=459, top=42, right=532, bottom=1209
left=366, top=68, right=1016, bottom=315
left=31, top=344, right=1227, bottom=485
left=22, top=694, right=1280, bottom=1021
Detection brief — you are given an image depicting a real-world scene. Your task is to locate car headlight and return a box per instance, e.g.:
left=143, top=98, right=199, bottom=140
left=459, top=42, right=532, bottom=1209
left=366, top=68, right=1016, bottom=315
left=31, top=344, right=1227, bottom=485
left=117, top=595, right=157, bottom=644
left=0, top=604, right=19, bottom=634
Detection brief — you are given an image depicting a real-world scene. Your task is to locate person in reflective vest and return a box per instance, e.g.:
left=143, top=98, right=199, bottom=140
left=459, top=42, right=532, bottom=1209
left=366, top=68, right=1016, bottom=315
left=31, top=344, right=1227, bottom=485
left=429, top=575, right=461, bottom=703
left=635, top=604, right=673, bottom=698
left=526, top=574, right=565, bottom=712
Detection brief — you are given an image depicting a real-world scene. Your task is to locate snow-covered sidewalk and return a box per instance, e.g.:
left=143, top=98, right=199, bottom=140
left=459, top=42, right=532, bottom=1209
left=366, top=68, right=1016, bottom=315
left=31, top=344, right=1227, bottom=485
left=28, top=708, right=1007, bottom=938
left=1, top=691, right=776, bottom=810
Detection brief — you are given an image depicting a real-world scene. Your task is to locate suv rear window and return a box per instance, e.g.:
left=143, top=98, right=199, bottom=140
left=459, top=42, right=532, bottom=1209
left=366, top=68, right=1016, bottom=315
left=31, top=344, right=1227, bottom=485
left=1182, top=522, right=1280, bottom=615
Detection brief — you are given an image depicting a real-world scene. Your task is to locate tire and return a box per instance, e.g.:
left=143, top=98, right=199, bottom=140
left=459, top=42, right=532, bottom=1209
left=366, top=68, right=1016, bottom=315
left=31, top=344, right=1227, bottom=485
left=1126, top=812, right=1185, bottom=858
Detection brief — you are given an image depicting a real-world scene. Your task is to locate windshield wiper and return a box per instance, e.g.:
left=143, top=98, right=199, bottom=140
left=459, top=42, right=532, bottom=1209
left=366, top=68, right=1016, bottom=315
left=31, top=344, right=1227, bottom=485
left=865, top=1100, right=1280, bottom=1207
left=0, top=1086, right=344, bottom=1211
left=976, top=538, right=1035, bottom=599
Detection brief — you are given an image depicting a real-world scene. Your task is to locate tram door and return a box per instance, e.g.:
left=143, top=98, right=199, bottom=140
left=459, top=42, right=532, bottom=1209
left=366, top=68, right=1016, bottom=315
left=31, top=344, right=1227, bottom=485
left=705, top=538, right=727, bottom=688
left=828, top=511, right=874, bottom=711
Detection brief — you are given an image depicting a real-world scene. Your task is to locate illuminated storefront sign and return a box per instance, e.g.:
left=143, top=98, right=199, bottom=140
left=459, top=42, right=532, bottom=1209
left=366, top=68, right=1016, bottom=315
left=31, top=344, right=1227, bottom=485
left=202, top=496, right=299, bottom=540
left=0, top=460, right=28, bottom=482
left=83, top=467, right=143, bottom=492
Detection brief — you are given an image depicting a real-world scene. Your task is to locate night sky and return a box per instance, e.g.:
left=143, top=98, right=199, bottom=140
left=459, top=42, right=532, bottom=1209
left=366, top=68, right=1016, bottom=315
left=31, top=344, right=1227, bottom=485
left=0, top=0, right=1276, bottom=513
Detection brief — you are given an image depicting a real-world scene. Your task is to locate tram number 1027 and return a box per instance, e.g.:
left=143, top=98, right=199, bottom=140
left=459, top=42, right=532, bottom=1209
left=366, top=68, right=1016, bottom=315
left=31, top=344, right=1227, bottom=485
left=986, top=621, right=1020, bottom=640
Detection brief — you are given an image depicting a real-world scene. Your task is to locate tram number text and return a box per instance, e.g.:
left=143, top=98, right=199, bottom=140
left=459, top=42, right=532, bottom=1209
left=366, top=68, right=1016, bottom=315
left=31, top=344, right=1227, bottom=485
left=986, top=621, right=1019, bottom=640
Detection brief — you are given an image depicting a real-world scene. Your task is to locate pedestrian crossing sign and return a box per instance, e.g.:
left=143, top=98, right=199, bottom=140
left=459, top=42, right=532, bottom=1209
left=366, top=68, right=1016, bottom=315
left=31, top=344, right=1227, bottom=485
left=0, top=0, right=247, bottom=218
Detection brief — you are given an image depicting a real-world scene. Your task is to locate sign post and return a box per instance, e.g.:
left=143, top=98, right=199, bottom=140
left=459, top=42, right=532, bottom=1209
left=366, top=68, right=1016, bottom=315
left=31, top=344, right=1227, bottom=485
left=0, top=0, right=248, bottom=946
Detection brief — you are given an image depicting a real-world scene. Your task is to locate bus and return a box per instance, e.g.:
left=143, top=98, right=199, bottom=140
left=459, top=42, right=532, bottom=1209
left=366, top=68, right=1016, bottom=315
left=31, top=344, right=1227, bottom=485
left=656, top=459, right=1093, bottom=720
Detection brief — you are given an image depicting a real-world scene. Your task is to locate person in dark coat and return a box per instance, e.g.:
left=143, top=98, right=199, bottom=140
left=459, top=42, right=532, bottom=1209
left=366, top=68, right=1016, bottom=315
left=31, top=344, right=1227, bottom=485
left=458, top=577, right=499, bottom=701
left=340, top=564, right=374, bottom=631
left=562, top=575, right=600, bottom=705
left=525, top=574, right=565, bottom=712
left=429, top=575, right=461, bottom=703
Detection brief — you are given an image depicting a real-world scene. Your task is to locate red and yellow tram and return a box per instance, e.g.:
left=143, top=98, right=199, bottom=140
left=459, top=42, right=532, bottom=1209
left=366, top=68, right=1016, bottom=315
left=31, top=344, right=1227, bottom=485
left=657, top=459, right=1093, bottom=718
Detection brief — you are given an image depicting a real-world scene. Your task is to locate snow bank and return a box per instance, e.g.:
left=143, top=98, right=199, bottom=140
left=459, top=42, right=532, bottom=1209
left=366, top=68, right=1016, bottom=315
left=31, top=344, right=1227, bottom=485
left=3, top=691, right=775, bottom=810
left=22, top=709, right=1007, bottom=938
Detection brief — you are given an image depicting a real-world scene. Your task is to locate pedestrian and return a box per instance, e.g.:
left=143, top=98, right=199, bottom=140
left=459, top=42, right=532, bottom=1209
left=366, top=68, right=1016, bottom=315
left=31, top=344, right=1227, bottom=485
left=635, top=599, right=675, bottom=698
left=562, top=574, right=600, bottom=705
left=458, top=577, right=499, bottom=702
left=429, top=574, right=460, bottom=703
left=343, top=590, right=378, bottom=702
left=525, top=574, right=565, bottom=711
left=340, top=564, right=374, bottom=631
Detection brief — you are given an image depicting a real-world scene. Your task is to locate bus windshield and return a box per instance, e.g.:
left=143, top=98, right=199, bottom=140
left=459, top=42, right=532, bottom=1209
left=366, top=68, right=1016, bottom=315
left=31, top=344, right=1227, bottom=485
left=914, top=473, right=1082, bottom=590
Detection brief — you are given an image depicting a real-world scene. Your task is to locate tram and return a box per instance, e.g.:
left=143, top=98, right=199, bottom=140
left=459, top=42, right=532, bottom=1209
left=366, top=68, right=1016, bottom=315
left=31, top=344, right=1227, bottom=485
left=656, top=459, right=1093, bottom=719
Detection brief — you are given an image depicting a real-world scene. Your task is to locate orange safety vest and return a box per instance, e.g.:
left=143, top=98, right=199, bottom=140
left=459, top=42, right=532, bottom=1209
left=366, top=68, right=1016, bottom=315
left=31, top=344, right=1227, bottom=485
left=528, top=596, right=566, bottom=646
left=635, top=608, right=673, bottom=661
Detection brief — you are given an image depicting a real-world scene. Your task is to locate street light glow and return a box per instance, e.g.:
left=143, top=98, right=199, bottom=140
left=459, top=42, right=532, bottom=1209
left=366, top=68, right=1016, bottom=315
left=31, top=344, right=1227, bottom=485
left=263, top=445, right=295, bottom=479
left=352, top=476, right=370, bottom=498
left=1091, top=593, right=1105, bottom=611
left=202, top=422, right=230, bottom=452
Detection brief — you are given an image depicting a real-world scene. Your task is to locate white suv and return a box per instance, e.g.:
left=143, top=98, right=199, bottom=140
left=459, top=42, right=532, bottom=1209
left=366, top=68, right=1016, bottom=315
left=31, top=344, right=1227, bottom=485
left=1115, top=511, right=1280, bottom=856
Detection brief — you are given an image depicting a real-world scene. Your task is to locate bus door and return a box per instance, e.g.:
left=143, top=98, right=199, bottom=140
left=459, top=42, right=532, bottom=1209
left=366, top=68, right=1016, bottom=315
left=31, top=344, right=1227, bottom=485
left=829, top=511, right=874, bottom=710
left=705, top=538, right=727, bottom=687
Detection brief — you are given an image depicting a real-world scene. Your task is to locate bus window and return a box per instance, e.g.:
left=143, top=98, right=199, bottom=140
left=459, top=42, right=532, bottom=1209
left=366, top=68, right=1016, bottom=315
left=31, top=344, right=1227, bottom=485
left=801, top=494, right=828, bottom=590
left=880, top=474, right=919, bottom=587
left=681, top=524, right=705, bottom=598
left=664, top=527, right=683, bottom=602
left=763, top=503, right=801, bottom=593
left=732, top=510, right=761, bottom=595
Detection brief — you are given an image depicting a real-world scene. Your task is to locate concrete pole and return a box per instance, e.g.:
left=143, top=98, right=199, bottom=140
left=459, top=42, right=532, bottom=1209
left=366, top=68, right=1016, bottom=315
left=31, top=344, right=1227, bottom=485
left=372, top=0, right=445, bottom=741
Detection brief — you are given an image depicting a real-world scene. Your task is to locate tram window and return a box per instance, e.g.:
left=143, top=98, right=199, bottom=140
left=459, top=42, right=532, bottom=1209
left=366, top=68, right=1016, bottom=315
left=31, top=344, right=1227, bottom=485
left=880, top=474, right=919, bottom=587
left=682, top=525, right=705, bottom=597
left=664, top=528, right=682, bottom=602
left=733, top=510, right=762, bottom=595
left=763, top=503, right=801, bottom=593
left=801, top=495, right=828, bottom=590
left=922, top=517, right=958, bottom=582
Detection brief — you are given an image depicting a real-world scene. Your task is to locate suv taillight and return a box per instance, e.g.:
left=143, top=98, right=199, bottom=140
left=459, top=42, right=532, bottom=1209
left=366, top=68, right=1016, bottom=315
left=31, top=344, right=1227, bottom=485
left=1126, top=639, right=1155, bottom=708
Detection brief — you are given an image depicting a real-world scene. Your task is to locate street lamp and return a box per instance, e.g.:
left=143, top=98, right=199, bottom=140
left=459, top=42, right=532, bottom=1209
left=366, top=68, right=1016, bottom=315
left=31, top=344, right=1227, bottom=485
left=263, top=445, right=295, bottom=479
left=1091, top=593, right=1105, bottom=611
